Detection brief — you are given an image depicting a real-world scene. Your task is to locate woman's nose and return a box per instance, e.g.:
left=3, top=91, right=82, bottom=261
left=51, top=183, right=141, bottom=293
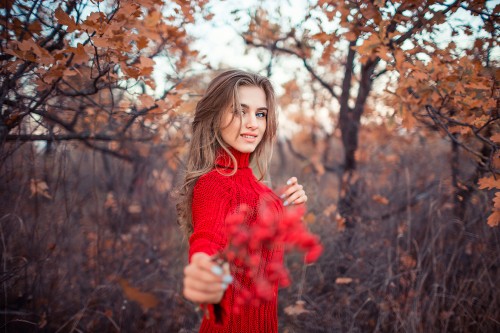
left=245, top=113, right=258, bottom=129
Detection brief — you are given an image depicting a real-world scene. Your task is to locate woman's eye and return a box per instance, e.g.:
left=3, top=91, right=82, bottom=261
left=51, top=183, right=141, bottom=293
left=256, top=112, right=267, bottom=118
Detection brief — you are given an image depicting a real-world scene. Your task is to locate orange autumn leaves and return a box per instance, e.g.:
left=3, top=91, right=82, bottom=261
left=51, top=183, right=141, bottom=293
left=478, top=176, right=500, bottom=227
left=4, top=1, right=497, bottom=229
left=244, top=0, right=498, bottom=227
left=7, top=3, right=156, bottom=86
left=2, top=0, right=211, bottom=162
left=3, top=0, right=205, bottom=100
left=390, top=52, right=498, bottom=228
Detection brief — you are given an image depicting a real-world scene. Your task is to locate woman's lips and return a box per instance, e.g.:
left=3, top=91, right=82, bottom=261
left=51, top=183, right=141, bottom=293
left=241, top=134, right=257, bottom=143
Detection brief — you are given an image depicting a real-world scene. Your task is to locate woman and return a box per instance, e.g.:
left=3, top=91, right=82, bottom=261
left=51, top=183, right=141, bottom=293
left=178, top=69, right=307, bottom=332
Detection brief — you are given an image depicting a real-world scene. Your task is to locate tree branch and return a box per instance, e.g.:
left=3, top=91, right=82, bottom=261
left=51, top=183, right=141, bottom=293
left=425, top=105, right=488, bottom=165
left=353, top=57, right=379, bottom=119
left=393, top=0, right=460, bottom=47
left=339, top=40, right=357, bottom=114
left=284, top=138, right=341, bottom=173
left=243, top=37, right=339, bottom=102
left=5, top=133, right=153, bottom=142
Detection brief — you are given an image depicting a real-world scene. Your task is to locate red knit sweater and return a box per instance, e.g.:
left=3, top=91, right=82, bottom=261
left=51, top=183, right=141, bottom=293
left=189, top=148, right=284, bottom=333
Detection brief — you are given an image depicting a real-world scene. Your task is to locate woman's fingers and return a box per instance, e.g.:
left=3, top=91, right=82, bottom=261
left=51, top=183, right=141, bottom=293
left=187, top=253, right=221, bottom=279
left=280, top=183, right=301, bottom=200
left=284, top=188, right=307, bottom=205
left=183, top=287, right=224, bottom=304
left=184, top=264, right=221, bottom=284
left=286, top=177, right=297, bottom=186
left=281, top=180, right=307, bottom=206
left=184, top=273, right=227, bottom=293
left=287, top=189, right=307, bottom=205
left=183, top=252, right=233, bottom=304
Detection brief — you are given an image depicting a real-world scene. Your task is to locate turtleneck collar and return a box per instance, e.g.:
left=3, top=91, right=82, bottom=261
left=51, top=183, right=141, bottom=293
left=215, top=146, right=250, bottom=169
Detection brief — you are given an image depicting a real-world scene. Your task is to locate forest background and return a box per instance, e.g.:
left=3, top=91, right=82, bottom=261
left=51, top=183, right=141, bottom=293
left=0, top=0, right=499, bottom=332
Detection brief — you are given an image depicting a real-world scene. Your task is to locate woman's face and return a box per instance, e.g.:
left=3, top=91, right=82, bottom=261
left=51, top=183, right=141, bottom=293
left=220, top=85, right=268, bottom=153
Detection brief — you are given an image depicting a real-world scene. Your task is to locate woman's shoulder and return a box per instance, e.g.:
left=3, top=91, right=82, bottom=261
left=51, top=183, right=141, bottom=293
left=194, top=169, right=235, bottom=194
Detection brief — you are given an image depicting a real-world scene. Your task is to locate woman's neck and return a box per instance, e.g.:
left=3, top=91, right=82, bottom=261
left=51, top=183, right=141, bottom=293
left=215, top=147, right=250, bottom=169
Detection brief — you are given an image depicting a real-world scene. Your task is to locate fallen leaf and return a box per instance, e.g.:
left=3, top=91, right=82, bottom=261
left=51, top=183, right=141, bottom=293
left=372, top=194, right=389, bottom=205
left=323, top=204, right=337, bottom=217
left=303, top=212, right=316, bottom=224
left=117, top=278, right=158, bottom=312
left=284, top=300, right=310, bottom=316
left=335, top=277, right=353, bottom=284
left=400, top=253, right=416, bottom=269
left=30, top=178, right=52, bottom=199
left=336, top=213, right=346, bottom=232
left=128, top=203, right=142, bottom=214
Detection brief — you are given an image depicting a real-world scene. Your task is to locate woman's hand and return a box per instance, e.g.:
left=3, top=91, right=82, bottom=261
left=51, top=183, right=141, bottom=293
left=183, top=252, right=233, bottom=304
left=280, top=177, right=308, bottom=206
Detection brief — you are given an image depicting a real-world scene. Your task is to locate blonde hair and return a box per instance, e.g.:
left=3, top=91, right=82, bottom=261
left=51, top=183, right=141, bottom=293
left=177, top=69, right=278, bottom=236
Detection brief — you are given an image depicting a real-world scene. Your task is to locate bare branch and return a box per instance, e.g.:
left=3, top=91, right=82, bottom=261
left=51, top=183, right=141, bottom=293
left=284, top=138, right=341, bottom=173
left=5, top=133, right=153, bottom=142
left=392, top=0, right=460, bottom=47
left=243, top=37, right=339, bottom=102
left=425, top=105, right=489, bottom=165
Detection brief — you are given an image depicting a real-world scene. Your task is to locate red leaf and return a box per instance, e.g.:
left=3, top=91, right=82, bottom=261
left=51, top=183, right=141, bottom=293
left=136, top=36, right=149, bottom=50
left=305, top=244, right=323, bottom=263
left=345, top=31, right=357, bottom=42
left=55, top=7, right=78, bottom=32
left=71, top=43, right=90, bottom=65
left=487, top=209, right=500, bottom=228
left=478, top=177, right=500, bottom=190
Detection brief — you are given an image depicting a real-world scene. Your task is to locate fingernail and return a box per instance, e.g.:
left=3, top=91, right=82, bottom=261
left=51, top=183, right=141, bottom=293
left=283, top=201, right=288, bottom=206
left=222, top=283, right=228, bottom=290
left=222, top=275, right=233, bottom=284
left=280, top=193, right=286, bottom=199
left=211, top=266, right=223, bottom=276
left=286, top=179, right=292, bottom=185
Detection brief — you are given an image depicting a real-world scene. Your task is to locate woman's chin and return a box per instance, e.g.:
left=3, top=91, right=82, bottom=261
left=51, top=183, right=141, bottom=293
left=230, top=143, right=258, bottom=154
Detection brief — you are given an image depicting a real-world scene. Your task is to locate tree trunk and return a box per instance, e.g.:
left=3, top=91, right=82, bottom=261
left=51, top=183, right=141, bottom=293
left=337, top=50, right=380, bottom=223
left=338, top=41, right=356, bottom=171
left=0, top=119, right=7, bottom=151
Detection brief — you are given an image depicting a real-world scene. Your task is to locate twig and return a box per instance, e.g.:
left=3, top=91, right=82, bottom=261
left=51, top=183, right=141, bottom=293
left=425, top=105, right=488, bottom=165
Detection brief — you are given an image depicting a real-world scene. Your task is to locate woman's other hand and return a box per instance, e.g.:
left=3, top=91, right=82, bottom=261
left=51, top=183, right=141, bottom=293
left=183, top=252, right=233, bottom=304
left=280, top=177, right=308, bottom=206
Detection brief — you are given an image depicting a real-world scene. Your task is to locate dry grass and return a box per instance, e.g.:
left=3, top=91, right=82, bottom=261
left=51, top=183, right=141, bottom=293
left=1, top=128, right=499, bottom=332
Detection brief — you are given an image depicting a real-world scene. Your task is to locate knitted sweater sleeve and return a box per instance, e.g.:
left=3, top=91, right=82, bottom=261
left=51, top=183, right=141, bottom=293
left=189, top=173, right=232, bottom=329
left=189, top=172, right=233, bottom=260
left=188, top=172, right=234, bottom=327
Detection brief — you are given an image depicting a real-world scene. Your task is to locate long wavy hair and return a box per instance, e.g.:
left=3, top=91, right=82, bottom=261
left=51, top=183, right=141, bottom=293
left=177, top=69, right=278, bottom=236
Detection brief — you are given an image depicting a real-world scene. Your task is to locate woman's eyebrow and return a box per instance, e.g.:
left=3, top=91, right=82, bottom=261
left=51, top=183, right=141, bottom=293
left=240, top=103, right=268, bottom=111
